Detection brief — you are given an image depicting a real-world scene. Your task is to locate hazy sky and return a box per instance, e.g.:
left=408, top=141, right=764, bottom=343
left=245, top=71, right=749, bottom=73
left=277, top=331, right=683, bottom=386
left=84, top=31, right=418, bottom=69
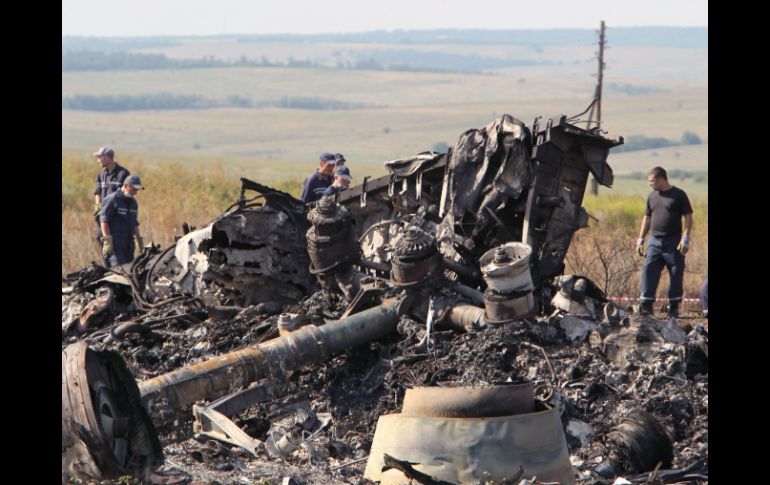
left=62, top=0, right=707, bottom=37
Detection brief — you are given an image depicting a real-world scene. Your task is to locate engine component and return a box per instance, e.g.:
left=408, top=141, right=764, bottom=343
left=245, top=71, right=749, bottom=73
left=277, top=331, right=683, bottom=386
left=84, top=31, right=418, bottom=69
left=480, top=243, right=536, bottom=323
left=306, top=196, right=361, bottom=274
left=391, top=226, right=443, bottom=288
left=62, top=342, right=163, bottom=482
left=365, top=385, right=574, bottom=485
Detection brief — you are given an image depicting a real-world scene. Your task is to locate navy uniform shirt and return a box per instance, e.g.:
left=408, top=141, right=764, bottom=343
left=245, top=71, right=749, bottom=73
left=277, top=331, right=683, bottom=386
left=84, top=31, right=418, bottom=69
left=94, top=163, right=130, bottom=200
left=100, top=190, right=139, bottom=245
left=300, top=170, right=332, bottom=204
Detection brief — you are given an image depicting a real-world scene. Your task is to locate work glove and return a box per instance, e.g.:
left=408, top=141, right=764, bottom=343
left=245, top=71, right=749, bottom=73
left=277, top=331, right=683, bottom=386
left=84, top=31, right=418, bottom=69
left=101, top=235, right=114, bottom=259
left=636, top=238, right=645, bottom=257
left=677, top=235, right=690, bottom=255
left=134, top=236, right=144, bottom=253
left=93, top=202, right=101, bottom=218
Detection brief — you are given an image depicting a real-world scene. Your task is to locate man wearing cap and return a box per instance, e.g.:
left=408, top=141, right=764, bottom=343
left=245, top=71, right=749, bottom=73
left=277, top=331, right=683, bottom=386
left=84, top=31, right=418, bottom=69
left=100, top=175, right=145, bottom=267
left=93, top=147, right=130, bottom=257
left=300, top=152, right=337, bottom=204
left=334, top=153, right=346, bottom=167
left=323, top=165, right=352, bottom=198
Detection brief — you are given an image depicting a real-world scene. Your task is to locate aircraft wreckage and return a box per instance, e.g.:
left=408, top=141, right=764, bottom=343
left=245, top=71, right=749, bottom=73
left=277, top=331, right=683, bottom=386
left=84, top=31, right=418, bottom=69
left=62, top=114, right=708, bottom=484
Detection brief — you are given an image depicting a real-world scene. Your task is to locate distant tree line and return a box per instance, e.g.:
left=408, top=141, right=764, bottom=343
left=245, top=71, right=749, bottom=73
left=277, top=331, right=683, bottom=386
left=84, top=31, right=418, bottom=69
left=612, top=132, right=703, bottom=153
left=263, top=97, right=375, bottom=110
left=62, top=36, right=180, bottom=53
left=62, top=93, right=211, bottom=111
left=63, top=51, right=235, bottom=71
left=62, top=93, right=379, bottom=111
left=618, top=170, right=708, bottom=184
left=606, top=83, right=669, bottom=96
left=62, top=49, right=548, bottom=74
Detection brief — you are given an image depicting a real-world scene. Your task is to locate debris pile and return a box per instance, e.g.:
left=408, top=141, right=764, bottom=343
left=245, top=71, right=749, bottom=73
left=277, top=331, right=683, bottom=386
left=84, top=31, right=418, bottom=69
left=61, top=114, right=707, bottom=485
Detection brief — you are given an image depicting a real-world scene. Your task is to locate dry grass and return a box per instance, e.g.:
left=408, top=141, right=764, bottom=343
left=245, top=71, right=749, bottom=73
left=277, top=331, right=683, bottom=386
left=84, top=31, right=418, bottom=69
left=565, top=194, right=708, bottom=308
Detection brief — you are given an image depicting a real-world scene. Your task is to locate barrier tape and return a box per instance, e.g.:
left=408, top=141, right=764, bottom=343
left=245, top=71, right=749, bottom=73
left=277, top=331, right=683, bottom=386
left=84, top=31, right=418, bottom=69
left=607, top=297, right=701, bottom=302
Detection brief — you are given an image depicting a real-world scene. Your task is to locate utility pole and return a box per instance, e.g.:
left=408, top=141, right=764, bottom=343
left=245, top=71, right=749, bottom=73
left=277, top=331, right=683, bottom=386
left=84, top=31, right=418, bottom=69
left=588, top=20, right=606, bottom=196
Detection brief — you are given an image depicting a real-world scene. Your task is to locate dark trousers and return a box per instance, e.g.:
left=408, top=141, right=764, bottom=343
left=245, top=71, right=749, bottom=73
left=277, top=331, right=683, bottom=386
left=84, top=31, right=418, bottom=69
left=700, top=277, right=708, bottom=317
left=640, top=235, right=685, bottom=303
left=107, top=241, right=134, bottom=268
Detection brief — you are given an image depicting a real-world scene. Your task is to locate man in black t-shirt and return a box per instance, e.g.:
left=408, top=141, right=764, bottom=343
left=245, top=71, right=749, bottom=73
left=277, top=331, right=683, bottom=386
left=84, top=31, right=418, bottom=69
left=636, top=166, right=693, bottom=317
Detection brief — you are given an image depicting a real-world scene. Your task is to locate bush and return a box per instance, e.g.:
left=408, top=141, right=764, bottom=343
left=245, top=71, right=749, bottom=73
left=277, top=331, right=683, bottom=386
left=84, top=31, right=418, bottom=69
left=432, top=142, right=450, bottom=152
left=681, top=131, right=703, bottom=145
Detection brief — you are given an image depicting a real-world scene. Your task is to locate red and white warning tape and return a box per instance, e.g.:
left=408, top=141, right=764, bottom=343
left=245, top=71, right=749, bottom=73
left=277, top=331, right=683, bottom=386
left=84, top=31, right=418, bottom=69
left=608, top=297, right=701, bottom=302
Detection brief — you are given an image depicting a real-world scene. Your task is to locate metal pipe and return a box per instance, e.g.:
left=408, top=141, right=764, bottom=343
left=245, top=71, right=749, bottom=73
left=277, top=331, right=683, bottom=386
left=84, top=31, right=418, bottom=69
left=442, top=257, right=480, bottom=280
left=138, top=298, right=403, bottom=413
left=445, top=304, right=486, bottom=332
left=450, top=281, right=485, bottom=306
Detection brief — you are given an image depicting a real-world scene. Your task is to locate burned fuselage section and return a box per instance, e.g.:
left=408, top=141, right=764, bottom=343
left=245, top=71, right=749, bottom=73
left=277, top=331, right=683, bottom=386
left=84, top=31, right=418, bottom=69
left=62, top=114, right=623, bottom=345
left=142, top=183, right=314, bottom=309
left=82, top=114, right=621, bottom=317
left=337, top=114, right=622, bottom=299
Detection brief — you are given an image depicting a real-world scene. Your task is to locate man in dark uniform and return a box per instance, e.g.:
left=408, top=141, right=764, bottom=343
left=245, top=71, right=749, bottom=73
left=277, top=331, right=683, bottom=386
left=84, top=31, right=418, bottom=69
left=100, top=175, right=144, bottom=268
left=300, top=152, right=337, bottom=204
left=93, top=147, right=130, bottom=259
left=323, top=165, right=352, bottom=198
left=636, top=166, right=693, bottom=317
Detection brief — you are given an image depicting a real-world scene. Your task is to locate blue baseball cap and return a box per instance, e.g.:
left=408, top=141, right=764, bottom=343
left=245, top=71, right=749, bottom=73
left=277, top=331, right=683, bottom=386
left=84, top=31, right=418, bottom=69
left=335, top=153, right=346, bottom=163
left=320, top=152, right=337, bottom=163
left=335, top=165, right=352, bottom=180
left=125, top=175, right=144, bottom=189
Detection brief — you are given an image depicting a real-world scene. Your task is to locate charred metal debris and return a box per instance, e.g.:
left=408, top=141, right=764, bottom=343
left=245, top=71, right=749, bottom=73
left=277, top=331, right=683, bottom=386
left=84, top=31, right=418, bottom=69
left=62, top=115, right=708, bottom=485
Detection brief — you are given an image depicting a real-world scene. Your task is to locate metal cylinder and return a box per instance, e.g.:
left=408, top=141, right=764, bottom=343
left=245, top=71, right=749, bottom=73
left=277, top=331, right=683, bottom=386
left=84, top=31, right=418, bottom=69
left=445, top=303, right=486, bottom=332
left=483, top=290, right=536, bottom=324
left=479, top=242, right=534, bottom=292
left=306, top=196, right=361, bottom=274
left=391, top=226, right=443, bottom=288
left=480, top=243, right=536, bottom=323
left=450, top=281, right=485, bottom=306
left=277, top=313, right=302, bottom=336
left=365, top=390, right=574, bottom=485
left=607, top=411, right=673, bottom=474
left=443, top=257, right=480, bottom=280
left=138, top=298, right=403, bottom=413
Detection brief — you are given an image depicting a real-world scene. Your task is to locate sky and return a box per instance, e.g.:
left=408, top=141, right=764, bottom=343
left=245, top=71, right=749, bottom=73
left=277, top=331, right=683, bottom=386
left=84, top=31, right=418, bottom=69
left=62, top=0, right=707, bottom=37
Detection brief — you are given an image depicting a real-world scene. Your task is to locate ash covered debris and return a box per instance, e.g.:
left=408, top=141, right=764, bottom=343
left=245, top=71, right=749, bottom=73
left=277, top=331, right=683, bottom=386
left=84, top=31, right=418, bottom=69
left=62, top=114, right=707, bottom=485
